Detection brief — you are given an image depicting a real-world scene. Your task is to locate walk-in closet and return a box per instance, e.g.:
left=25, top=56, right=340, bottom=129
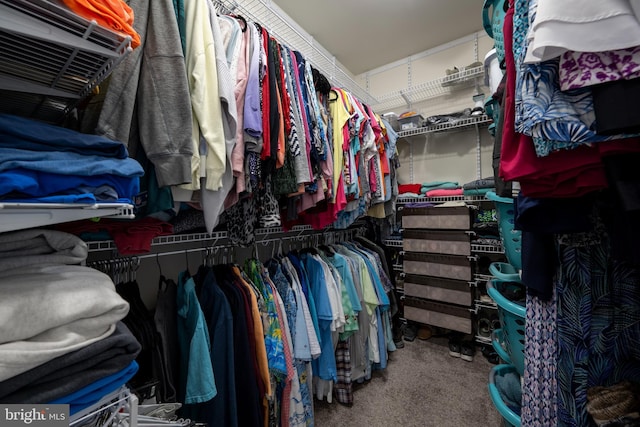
left=1, top=0, right=639, bottom=426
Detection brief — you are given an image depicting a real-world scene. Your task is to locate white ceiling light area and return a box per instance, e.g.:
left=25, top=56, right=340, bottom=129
left=272, top=0, right=485, bottom=75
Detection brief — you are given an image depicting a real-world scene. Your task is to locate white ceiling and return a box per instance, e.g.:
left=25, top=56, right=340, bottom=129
left=272, top=0, right=486, bottom=76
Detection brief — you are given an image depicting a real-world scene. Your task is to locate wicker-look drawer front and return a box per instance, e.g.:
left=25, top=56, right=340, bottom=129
left=403, top=252, right=473, bottom=281
left=402, top=206, right=472, bottom=230
left=404, top=297, right=472, bottom=334
left=402, top=230, right=471, bottom=256
left=403, top=274, right=472, bottom=306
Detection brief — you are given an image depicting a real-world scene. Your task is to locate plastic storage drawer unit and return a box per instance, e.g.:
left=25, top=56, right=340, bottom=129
left=403, top=274, right=473, bottom=306
left=402, top=205, right=472, bottom=230
left=404, top=297, right=472, bottom=334
left=403, top=252, right=473, bottom=281
left=403, top=229, right=471, bottom=256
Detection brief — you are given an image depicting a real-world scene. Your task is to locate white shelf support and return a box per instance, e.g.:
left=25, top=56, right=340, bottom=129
left=408, top=138, right=414, bottom=183
left=476, top=122, right=482, bottom=180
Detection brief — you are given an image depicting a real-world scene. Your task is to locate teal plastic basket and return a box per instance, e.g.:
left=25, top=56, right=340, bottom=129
left=488, top=364, right=522, bottom=427
left=491, top=328, right=512, bottom=364
left=487, top=279, right=526, bottom=377
left=489, top=261, right=521, bottom=282
left=486, top=191, right=522, bottom=271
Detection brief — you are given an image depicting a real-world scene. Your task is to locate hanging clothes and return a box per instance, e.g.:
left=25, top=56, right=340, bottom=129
left=178, top=0, right=227, bottom=193
left=197, top=1, right=239, bottom=232
left=300, top=252, right=337, bottom=386
left=116, top=280, right=165, bottom=399
left=175, top=271, right=217, bottom=405
left=521, top=293, right=558, bottom=427
left=154, top=276, right=180, bottom=404
left=214, top=265, right=263, bottom=427
left=555, top=231, right=640, bottom=427
left=183, top=267, right=237, bottom=427
left=95, top=0, right=192, bottom=188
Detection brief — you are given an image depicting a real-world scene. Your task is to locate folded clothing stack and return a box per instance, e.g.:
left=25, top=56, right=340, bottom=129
left=56, top=216, right=174, bottom=255
left=0, top=113, right=143, bottom=204
left=425, top=188, right=464, bottom=197
left=0, top=229, right=138, bottom=414
left=419, top=181, right=463, bottom=197
left=463, top=177, right=496, bottom=196
left=0, top=321, right=139, bottom=402
left=398, top=183, right=423, bottom=195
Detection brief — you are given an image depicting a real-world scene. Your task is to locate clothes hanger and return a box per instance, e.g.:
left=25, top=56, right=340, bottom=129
left=231, top=14, right=248, bottom=32
left=319, top=244, right=336, bottom=255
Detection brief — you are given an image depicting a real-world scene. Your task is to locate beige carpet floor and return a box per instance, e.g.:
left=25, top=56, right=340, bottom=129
left=313, top=336, right=503, bottom=427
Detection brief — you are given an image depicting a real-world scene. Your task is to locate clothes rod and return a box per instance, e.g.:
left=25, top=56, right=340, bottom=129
left=92, top=227, right=364, bottom=261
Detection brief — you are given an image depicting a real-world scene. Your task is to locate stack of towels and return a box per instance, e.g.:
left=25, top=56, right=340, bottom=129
left=462, top=177, right=496, bottom=196
left=420, top=181, right=463, bottom=197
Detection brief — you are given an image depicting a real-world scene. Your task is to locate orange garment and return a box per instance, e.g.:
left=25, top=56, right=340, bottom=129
left=231, top=266, right=272, bottom=424
left=63, top=0, right=141, bottom=48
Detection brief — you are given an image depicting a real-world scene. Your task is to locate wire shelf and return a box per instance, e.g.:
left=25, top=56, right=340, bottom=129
left=471, top=243, right=504, bottom=254
left=0, top=0, right=133, bottom=123
left=87, top=224, right=360, bottom=252
left=398, top=114, right=492, bottom=138
left=475, top=299, right=498, bottom=310
left=383, top=239, right=403, bottom=248
left=0, top=202, right=134, bottom=233
left=474, top=273, right=494, bottom=283
left=373, top=66, right=485, bottom=111
left=396, top=195, right=489, bottom=204
left=475, top=335, right=492, bottom=345
left=69, top=386, right=135, bottom=427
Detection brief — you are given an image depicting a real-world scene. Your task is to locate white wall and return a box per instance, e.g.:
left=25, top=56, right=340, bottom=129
left=396, top=128, right=494, bottom=186
left=361, top=33, right=496, bottom=185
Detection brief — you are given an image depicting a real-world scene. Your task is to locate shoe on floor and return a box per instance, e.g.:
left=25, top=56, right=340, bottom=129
left=481, top=345, right=500, bottom=365
left=445, top=66, right=459, bottom=76
left=448, top=338, right=461, bottom=358
left=404, top=324, right=418, bottom=342
left=490, top=315, right=501, bottom=331
left=393, top=323, right=405, bottom=343
left=478, top=317, right=492, bottom=338
left=471, top=106, right=485, bottom=116
left=465, top=61, right=483, bottom=70
left=461, top=341, right=476, bottom=362
left=417, top=325, right=432, bottom=340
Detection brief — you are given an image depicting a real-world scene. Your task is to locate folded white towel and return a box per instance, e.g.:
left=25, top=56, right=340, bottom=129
left=525, top=0, right=640, bottom=63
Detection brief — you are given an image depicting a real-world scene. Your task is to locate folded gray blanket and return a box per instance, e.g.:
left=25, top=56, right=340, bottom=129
left=463, top=177, right=496, bottom=190
left=0, top=229, right=87, bottom=274
left=0, top=322, right=140, bottom=403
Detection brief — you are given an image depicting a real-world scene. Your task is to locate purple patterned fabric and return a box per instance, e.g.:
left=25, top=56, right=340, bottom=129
left=521, top=291, right=558, bottom=427
left=559, top=46, right=640, bottom=91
